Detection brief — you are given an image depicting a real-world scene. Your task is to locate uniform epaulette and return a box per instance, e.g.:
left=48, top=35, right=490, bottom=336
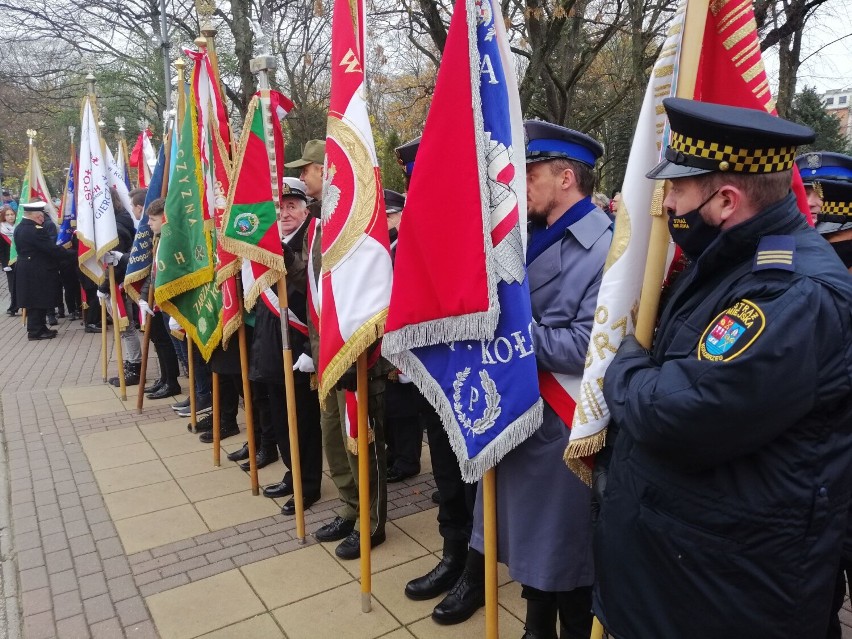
left=753, top=235, right=795, bottom=272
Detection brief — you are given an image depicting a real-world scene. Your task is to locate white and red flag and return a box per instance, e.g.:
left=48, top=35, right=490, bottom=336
left=564, top=0, right=808, bottom=483
left=317, top=0, right=393, bottom=399
left=76, top=96, right=118, bottom=284
left=129, top=128, right=156, bottom=188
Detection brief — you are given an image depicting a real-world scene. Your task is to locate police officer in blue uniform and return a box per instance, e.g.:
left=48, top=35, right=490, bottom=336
left=595, top=99, right=852, bottom=639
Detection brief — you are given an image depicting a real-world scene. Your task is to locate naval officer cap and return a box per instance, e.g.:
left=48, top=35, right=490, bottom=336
left=394, top=137, right=420, bottom=179
left=795, top=151, right=852, bottom=185
left=281, top=177, right=308, bottom=202
left=524, top=121, right=603, bottom=166
left=647, top=98, right=816, bottom=180
left=814, top=179, right=852, bottom=234
left=384, top=189, right=406, bottom=214
left=22, top=200, right=47, bottom=212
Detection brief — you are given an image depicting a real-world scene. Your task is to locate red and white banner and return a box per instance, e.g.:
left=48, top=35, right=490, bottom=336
left=318, top=0, right=393, bottom=400
left=76, top=96, right=118, bottom=284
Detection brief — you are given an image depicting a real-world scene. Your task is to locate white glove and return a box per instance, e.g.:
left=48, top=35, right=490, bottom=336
left=168, top=316, right=181, bottom=332
left=103, top=251, right=123, bottom=266
left=96, top=290, right=108, bottom=301
left=138, top=300, right=154, bottom=327
left=293, top=353, right=316, bottom=373
left=398, top=373, right=412, bottom=384
left=2, top=266, right=11, bottom=272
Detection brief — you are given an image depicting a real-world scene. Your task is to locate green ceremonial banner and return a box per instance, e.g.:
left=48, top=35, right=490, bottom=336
left=154, top=82, right=221, bottom=360
left=9, top=166, right=30, bottom=265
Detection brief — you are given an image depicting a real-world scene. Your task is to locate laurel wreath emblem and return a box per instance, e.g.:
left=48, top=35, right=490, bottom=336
left=452, top=367, right=502, bottom=435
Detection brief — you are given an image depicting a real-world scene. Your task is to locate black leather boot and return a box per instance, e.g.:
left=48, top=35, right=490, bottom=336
left=405, top=539, right=467, bottom=601
left=431, top=548, right=485, bottom=625
left=109, top=361, right=141, bottom=387
left=522, top=598, right=559, bottom=639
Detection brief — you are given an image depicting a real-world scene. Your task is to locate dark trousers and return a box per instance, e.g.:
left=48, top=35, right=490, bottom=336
left=385, top=382, right=423, bottom=475
left=522, top=585, right=593, bottom=639
left=424, top=396, right=476, bottom=542
left=150, top=312, right=180, bottom=384
left=218, top=373, right=240, bottom=425
left=265, top=375, right=323, bottom=497
left=80, top=276, right=100, bottom=324
left=59, top=263, right=81, bottom=313
left=5, top=266, right=17, bottom=312
left=827, top=556, right=852, bottom=639
left=26, top=308, right=47, bottom=335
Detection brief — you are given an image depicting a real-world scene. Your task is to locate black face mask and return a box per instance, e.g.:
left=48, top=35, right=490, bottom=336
left=668, top=189, right=720, bottom=260
left=830, top=238, right=852, bottom=269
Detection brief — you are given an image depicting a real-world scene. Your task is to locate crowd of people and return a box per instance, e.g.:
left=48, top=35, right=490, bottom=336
left=4, top=98, right=852, bottom=639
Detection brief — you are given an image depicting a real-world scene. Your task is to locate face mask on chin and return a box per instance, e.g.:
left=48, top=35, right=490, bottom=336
left=668, top=189, right=721, bottom=260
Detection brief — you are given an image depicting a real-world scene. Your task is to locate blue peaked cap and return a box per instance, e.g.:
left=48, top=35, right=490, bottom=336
left=524, top=120, right=603, bottom=167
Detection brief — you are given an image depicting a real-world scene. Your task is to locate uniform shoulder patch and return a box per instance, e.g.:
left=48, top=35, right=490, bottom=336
left=753, top=235, right=795, bottom=272
left=698, top=299, right=766, bottom=362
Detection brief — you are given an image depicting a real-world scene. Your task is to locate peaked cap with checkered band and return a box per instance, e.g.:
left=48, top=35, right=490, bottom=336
left=647, top=98, right=815, bottom=180
left=815, top=178, right=852, bottom=234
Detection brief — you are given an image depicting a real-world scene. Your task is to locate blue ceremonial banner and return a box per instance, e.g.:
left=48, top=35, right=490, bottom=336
left=382, top=0, right=541, bottom=482
left=123, top=143, right=165, bottom=302
left=56, top=161, right=76, bottom=247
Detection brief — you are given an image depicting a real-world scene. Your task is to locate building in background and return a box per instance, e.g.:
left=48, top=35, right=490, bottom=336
left=822, top=87, right=852, bottom=142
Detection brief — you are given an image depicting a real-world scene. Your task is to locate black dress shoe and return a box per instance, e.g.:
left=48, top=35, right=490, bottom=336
left=432, top=490, right=441, bottom=505
left=147, top=383, right=181, bottom=400
left=84, top=323, right=102, bottom=334
left=335, top=528, right=386, bottom=560
left=405, top=554, right=466, bottom=601
left=144, top=379, right=164, bottom=393
left=240, top=447, right=279, bottom=471
left=281, top=492, right=320, bottom=515
left=432, top=569, right=485, bottom=625
left=314, top=516, right=355, bottom=542
left=47, top=314, right=58, bottom=326
left=227, top=443, right=250, bottom=462
left=262, top=480, right=293, bottom=498
left=199, top=422, right=239, bottom=443
left=6, top=309, right=17, bottom=316
left=28, top=330, right=56, bottom=341
left=387, top=466, right=419, bottom=483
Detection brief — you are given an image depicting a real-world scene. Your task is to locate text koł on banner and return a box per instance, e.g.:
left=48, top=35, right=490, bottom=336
left=317, top=0, right=393, bottom=401
left=382, top=0, right=541, bottom=483
left=76, top=96, right=118, bottom=284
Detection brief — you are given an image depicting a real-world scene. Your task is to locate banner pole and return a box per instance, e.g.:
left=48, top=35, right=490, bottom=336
left=277, top=276, right=306, bottom=542
left=633, top=0, right=709, bottom=349
left=237, top=321, right=259, bottom=495
left=483, top=467, right=498, bottom=639
left=107, top=265, right=127, bottom=400
left=356, top=352, right=371, bottom=612
left=136, top=269, right=156, bottom=413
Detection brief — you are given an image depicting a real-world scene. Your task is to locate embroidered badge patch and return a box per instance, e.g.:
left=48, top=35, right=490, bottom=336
left=698, top=299, right=765, bottom=362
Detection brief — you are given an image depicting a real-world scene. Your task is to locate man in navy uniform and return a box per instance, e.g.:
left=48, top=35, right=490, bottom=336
left=14, top=201, right=73, bottom=340
left=595, top=99, right=852, bottom=638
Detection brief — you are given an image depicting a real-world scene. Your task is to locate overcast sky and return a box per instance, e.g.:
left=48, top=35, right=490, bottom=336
left=763, top=1, right=852, bottom=94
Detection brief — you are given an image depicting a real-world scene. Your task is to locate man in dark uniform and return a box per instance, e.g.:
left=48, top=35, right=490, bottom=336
left=251, top=178, right=323, bottom=514
left=595, top=99, right=852, bottom=639
left=14, top=201, right=73, bottom=340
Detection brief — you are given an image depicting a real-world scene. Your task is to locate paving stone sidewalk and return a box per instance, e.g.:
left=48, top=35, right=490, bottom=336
left=0, top=277, right=849, bottom=638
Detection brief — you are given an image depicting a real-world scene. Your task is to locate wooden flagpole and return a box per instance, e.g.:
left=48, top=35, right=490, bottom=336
left=588, top=1, right=710, bottom=637
left=252, top=53, right=307, bottom=542
left=21, top=130, right=34, bottom=329
left=212, top=371, right=221, bottom=466
left=107, top=265, right=127, bottom=400
left=483, top=467, right=498, bottom=639
left=356, top=352, right=372, bottom=612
